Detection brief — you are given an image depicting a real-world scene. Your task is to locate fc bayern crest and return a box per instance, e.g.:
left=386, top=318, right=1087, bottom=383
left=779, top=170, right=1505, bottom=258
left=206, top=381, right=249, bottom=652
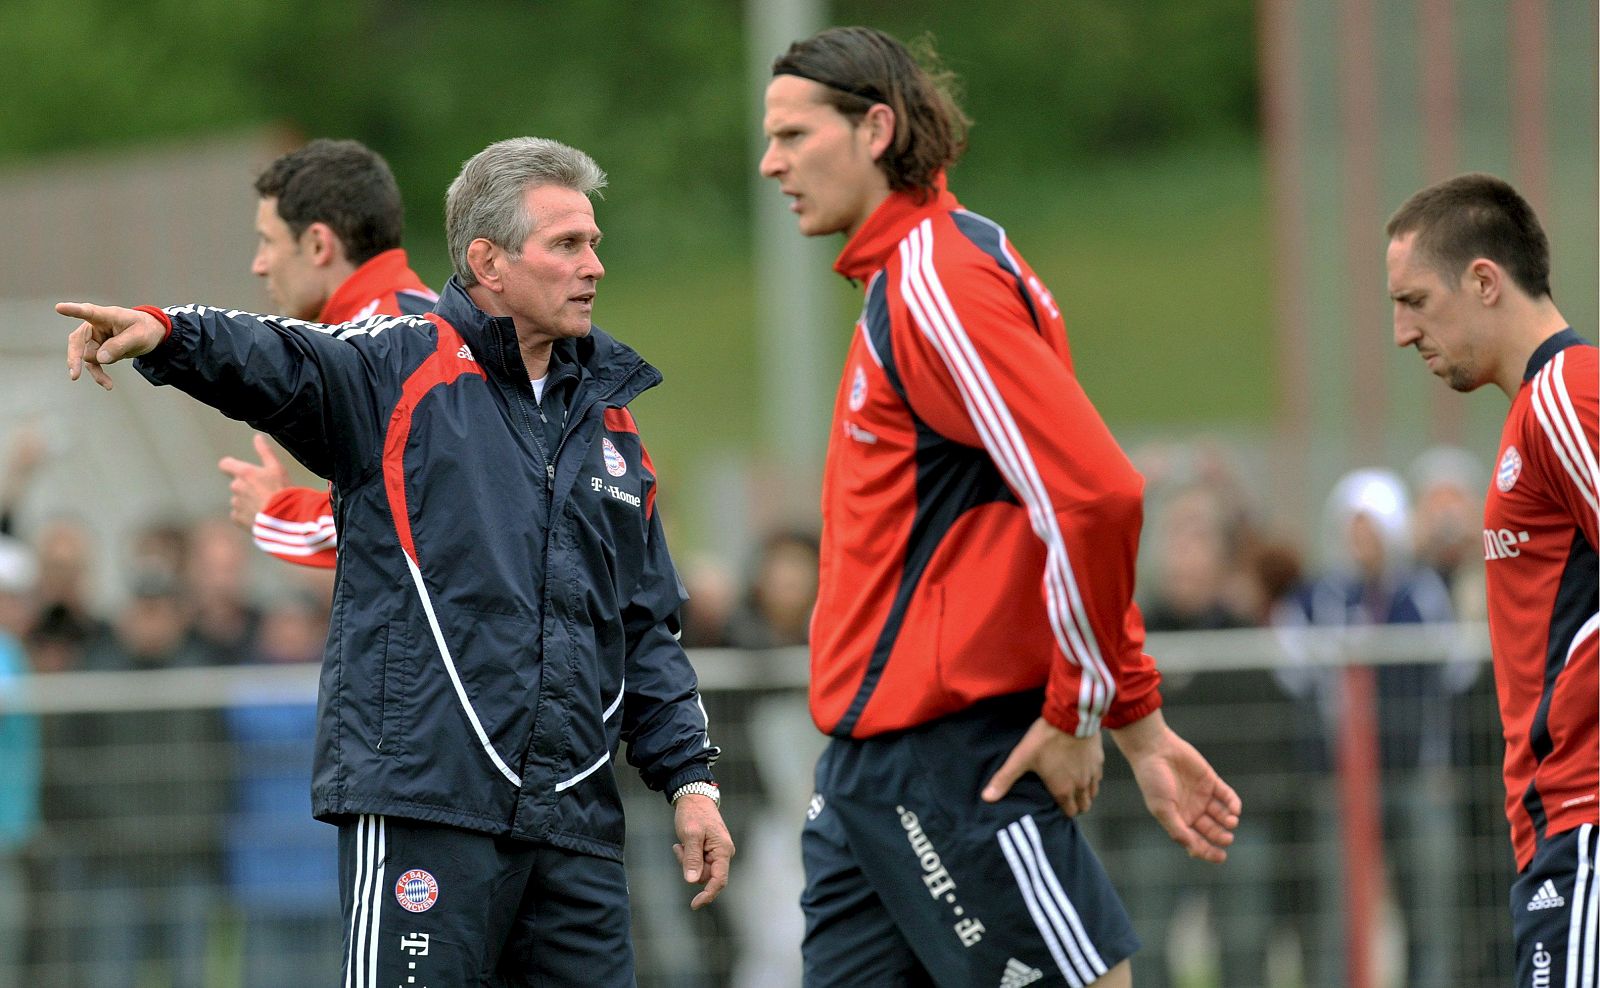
left=848, top=366, right=868, bottom=411
left=602, top=437, right=627, bottom=477
left=1497, top=446, right=1522, bottom=492
left=395, top=869, right=439, bottom=913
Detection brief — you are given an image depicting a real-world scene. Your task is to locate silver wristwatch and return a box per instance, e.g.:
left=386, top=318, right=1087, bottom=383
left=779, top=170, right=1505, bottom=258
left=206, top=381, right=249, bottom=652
left=670, top=781, right=721, bottom=807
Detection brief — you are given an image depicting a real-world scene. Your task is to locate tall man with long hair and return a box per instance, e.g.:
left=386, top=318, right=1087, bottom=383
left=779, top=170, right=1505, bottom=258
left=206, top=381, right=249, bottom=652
left=760, top=26, right=1240, bottom=987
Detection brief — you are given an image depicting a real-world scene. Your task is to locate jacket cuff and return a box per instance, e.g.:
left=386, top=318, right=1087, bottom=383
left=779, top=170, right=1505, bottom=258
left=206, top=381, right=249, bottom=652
left=662, top=763, right=716, bottom=804
left=133, top=305, right=173, bottom=343
left=1103, top=689, right=1164, bottom=730
left=1040, top=695, right=1087, bottom=736
left=1040, top=685, right=1164, bottom=734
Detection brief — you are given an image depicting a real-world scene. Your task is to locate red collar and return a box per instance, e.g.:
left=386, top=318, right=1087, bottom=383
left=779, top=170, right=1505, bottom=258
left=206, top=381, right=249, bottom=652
left=833, top=174, right=961, bottom=282
left=319, top=248, right=432, bottom=323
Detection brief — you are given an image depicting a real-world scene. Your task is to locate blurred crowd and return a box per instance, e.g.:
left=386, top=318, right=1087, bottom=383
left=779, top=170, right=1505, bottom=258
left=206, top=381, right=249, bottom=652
left=0, top=420, right=1508, bottom=987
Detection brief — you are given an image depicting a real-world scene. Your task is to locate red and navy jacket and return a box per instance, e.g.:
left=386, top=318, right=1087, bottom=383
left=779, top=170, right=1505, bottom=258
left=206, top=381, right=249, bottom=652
left=133, top=278, right=716, bottom=859
left=811, top=176, right=1162, bottom=739
left=252, top=248, right=437, bottom=569
left=1482, top=329, right=1597, bottom=870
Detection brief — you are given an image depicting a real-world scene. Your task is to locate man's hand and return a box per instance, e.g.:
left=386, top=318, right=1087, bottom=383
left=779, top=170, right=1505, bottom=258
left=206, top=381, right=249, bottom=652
left=218, top=435, right=291, bottom=530
left=1109, top=710, right=1241, bottom=863
left=672, top=794, right=734, bottom=910
left=58, top=301, right=166, bottom=391
left=982, top=717, right=1103, bottom=817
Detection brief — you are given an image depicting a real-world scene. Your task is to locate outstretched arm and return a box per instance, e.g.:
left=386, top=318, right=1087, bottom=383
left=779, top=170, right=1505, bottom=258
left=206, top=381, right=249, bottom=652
left=1108, top=709, right=1241, bottom=863
left=59, top=299, right=411, bottom=486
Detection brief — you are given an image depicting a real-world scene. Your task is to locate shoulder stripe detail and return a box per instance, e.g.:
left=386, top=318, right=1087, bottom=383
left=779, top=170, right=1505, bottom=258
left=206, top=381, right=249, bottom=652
left=334, top=313, right=420, bottom=341
left=996, top=814, right=1108, bottom=986
left=1532, top=352, right=1599, bottom=515
left=898, top=219, right=1112, bottom=734
left=954, top=209, right=1024, bottom=277
left=161, top=303, right=421, bottom=341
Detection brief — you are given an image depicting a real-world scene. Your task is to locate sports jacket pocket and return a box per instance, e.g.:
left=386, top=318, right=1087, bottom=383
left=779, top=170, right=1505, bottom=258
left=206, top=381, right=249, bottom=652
left=378, top=621, right=415, bottom=759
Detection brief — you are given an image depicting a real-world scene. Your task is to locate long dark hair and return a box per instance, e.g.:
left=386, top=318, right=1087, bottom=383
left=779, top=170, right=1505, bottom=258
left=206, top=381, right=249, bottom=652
left=773, top=27, right=971, bottom=200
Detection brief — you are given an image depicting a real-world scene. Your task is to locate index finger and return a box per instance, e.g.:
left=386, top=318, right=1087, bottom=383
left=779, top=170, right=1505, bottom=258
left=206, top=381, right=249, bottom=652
left=55, top=301, right=102, bottom=322
left=981, top=746, right=1028, bottom=803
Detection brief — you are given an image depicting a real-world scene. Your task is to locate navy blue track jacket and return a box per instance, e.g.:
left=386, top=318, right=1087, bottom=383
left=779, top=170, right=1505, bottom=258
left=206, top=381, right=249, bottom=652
left=135, top=278, right=718, bottom=861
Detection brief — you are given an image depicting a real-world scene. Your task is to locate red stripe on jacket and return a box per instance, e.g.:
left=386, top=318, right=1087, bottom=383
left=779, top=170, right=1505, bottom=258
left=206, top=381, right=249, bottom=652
left=383, top=317, right=483, bottom=563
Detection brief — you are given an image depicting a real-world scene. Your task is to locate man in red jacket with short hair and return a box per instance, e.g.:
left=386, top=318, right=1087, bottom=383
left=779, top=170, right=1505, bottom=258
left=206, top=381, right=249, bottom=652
left=1388, top=172, right=1597, bottom=986
left=760, top=26, right=1240, bottom=988
left=218, top=139, right=436, bottom=568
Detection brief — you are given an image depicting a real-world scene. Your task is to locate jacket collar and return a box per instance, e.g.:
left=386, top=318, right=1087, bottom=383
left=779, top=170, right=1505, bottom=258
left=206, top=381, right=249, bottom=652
left=319, top=248, right=433, bottom=323
left=833, top=173, right=962, bottom=282
left=431, top=276, right=659, bottom=402
left=1522, top=327, right=1593, bottom=382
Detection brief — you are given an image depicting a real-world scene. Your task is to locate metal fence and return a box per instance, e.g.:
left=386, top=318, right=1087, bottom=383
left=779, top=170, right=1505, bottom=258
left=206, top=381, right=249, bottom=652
left=0, top=626, right=1519, bottom=987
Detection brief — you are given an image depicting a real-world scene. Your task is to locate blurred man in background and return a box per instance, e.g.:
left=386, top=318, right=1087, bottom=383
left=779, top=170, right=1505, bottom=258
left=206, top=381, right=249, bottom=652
left=217, top=138, right=436, bottom=569
left=1388, top=172, right=1597, bottom=984
left=58, top=135, right=730, bottom=987
left=1273, top=468, right=1463, bottom=986
left=761, top=26, right=1239, bottom=987
left=1409, top=445, right=1490, bottom=624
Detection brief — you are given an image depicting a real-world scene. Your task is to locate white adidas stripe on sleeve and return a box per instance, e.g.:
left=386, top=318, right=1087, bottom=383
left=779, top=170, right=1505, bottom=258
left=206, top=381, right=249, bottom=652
left=1532, top=353, right=1598, bottom=515
left=897, top=220, right=1113, bottom=734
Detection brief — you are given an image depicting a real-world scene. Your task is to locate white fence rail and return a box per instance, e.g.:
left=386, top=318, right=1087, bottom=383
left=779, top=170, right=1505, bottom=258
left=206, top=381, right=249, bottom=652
left=0, top=626, right=1517, bottom=987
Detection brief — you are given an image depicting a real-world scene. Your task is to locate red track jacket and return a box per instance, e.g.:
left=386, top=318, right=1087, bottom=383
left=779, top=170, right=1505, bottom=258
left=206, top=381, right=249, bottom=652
left=252, top=248, right=435, bottom=568
left=1482, top=331, right=1598, bottom=870
left=810, top=177, right=1162, bottom=739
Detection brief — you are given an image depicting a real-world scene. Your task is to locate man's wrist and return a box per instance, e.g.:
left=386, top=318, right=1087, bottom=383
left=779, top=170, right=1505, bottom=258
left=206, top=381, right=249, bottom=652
left=1107, top=708, right=1168, bottom=756
left=670, top=781, right=721, bottom=808
left=132, top=305, right=174, bottom=344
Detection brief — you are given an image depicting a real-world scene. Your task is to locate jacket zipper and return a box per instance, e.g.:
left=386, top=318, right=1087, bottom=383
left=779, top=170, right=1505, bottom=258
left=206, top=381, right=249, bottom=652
left=548, top=362, right=648, bottom=482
